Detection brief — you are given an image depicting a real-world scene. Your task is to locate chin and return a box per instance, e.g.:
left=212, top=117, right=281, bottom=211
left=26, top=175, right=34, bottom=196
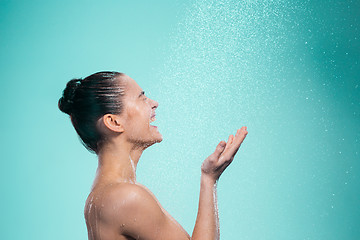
left=150, top=126, right=163, bottom=142
left=142, top=137, right=162, bottom=149
left=152, top=132, right=163, bottom=144
left=142, top=133, right=163, bottom=148
left=155, top=135, right=163, bottom=143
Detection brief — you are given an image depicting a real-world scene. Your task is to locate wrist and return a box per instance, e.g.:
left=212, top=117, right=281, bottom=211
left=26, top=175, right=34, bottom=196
left=200, top=173, right=217, bottom=186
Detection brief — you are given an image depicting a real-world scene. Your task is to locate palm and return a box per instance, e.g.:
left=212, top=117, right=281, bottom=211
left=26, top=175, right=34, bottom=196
left=201, top=126, right=248, bottom=180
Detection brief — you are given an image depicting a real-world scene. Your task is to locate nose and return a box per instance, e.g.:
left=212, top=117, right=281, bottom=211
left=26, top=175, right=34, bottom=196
left=151, top=98, right=158, bottom=109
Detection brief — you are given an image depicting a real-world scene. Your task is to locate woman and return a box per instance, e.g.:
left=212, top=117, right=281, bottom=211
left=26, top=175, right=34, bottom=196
left=58, top=71, right=248, bottom=240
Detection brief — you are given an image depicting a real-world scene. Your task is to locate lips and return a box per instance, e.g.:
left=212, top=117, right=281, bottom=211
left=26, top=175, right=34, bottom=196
left=150, top=113, right=156, bottom=124
left=150, top=112, right=160, bottom=132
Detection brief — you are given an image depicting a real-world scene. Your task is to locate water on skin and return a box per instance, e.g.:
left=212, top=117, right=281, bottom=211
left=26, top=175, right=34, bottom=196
left=87, top=195, right=102, bottom=240
left=129, top=155, right=136, bottom=184
left=88, top=196, right=95, bottom=240
left=213, top=182, right=220, bottom=240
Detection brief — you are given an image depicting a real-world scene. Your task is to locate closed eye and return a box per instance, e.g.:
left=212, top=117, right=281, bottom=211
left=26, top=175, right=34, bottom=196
left=139, top=91, right=147, bottom=100
left=138, top=91, right=145, bottom=98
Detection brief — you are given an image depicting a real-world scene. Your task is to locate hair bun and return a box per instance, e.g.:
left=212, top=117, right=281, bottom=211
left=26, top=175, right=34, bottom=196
left=58, top=78, right=82, bottom=115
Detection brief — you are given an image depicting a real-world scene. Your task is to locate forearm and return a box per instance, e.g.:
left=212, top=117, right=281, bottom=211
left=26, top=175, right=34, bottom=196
left=191, top=175, right=219, bottom=240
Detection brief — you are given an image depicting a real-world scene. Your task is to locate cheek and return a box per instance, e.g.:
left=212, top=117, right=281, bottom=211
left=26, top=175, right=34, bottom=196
left=125, top=105, right=149, bottom=127
left=124, top=102, right=140, bottom=120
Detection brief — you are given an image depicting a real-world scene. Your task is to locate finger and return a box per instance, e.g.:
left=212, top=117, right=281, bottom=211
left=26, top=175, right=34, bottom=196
left=223, top=135, right=234, bottom=153
left=229, top=127, right=248, bottom=154
left=219, top=127, right=248, bottom=163
left=234, top=127, right=248, bottom=143
left=212, top=140, right=226, bottom=159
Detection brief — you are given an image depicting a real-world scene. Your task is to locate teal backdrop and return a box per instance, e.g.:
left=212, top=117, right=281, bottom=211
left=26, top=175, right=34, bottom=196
left=1, top=0, right=359, bottom=239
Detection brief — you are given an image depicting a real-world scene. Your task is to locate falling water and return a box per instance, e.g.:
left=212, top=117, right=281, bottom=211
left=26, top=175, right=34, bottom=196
left=149, top=0, right=360, bottom=239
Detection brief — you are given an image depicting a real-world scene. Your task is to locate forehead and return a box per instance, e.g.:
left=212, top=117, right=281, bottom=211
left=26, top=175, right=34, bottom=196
left=122, top=75, right=142, bottom=96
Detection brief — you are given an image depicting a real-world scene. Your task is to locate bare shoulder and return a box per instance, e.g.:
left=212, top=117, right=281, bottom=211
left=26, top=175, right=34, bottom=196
left=88, top=183, right=165, bottom=227
left=88, top=182, right=163, bottom=220
left=85, top=182, right=189, bottom=240
left=102, top=182, right=162, bottom=213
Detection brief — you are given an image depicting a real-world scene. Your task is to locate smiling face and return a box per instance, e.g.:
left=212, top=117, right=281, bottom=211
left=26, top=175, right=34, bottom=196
left=120, top=75, right=162, bottom=148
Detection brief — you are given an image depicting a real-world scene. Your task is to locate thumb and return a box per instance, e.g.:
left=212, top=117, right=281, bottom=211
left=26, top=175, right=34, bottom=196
left=213, top=141, right=226, bottom=159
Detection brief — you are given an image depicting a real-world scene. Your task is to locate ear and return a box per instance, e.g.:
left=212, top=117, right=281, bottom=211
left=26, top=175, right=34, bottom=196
left=102, top=114, right=125, bottom=133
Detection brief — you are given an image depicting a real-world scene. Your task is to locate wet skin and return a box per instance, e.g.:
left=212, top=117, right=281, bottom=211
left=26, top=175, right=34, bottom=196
left=84, top=75, right=248, bottom=240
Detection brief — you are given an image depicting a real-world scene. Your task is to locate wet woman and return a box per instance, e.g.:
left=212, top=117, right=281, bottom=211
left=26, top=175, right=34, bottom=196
left=58, top=71, right=248, bottom=240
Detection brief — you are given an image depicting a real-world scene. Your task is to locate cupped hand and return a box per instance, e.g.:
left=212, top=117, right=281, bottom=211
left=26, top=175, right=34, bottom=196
left=201, top=126, right=248, bottom=182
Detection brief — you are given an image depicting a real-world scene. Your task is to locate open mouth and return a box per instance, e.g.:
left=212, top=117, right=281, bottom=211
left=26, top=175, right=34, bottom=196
left=149, top=113, right=157, bottom=127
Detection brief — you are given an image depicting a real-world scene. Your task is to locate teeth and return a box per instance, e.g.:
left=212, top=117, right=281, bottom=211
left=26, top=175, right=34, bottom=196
left=150, top=116, right=156, bottom=123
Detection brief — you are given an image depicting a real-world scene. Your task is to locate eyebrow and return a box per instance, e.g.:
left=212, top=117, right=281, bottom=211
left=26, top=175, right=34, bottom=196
left=138, top=91, right=145, bottom=98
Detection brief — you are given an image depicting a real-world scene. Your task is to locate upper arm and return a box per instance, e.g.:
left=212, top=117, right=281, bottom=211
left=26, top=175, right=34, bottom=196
left=101, top=184, right=189, bottom=240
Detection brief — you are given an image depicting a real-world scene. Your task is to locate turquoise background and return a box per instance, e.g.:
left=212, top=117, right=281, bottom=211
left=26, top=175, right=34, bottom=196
left=1, top=0, right=359, bottom=239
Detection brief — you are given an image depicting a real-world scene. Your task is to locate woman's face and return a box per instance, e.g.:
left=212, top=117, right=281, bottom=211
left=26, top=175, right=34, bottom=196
left=120, top=75, right=162, bottom=147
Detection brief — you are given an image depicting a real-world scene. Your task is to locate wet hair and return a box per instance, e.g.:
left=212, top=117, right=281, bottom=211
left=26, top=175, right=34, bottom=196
left=58, top=71, right=125, bottom=154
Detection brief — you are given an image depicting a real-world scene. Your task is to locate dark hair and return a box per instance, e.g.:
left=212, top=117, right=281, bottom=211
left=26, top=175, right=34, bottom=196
left=58, top=71, right=125, bottom=154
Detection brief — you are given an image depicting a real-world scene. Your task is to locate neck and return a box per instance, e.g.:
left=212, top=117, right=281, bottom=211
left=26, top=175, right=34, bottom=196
left=95, top=139, right=146, bottom=186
